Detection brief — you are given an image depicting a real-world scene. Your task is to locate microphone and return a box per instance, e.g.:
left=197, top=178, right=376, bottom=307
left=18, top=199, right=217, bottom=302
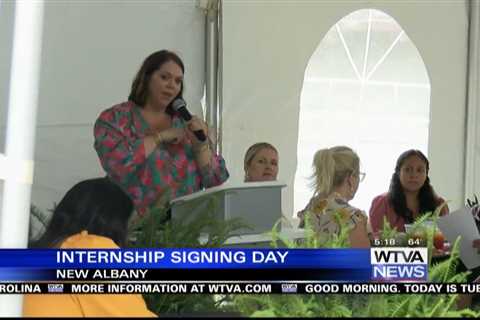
left=171, top=98, right=206, bottom=142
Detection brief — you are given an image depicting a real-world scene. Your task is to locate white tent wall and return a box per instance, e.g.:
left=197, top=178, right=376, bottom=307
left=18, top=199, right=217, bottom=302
left=0, top=1, right=15, bottom=222
left=221, top=0, right=469, bottom=222
left=0, top=2, right=14, bottom=152
left=0, top=1, right=206, bottom=218
left=466, top=1, right=480, bottom=203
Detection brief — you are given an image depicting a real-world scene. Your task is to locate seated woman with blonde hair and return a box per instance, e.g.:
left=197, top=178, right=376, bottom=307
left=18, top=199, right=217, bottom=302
left=297, top=146, right=370, bottom=248
left=244, top=142, right=278, bottom=182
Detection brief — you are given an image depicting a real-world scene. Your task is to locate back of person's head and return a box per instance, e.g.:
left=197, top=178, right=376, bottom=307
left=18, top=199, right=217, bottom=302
left=31, top=177, right=133, bottom=248
left=243, top=142, right=278, bottom=182
left=388, top=149, right=436, bottom=223
left=128, top=49, right=185, bottom=110
left=311, top=146, right=360, bottom=196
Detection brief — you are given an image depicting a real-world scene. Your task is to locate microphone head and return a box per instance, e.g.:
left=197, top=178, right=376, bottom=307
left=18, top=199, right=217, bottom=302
left=171, top=98, right=186, bottom=111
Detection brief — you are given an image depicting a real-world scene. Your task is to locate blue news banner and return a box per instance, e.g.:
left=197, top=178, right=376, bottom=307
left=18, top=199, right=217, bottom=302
left=0, top=247, right=474, bottom=294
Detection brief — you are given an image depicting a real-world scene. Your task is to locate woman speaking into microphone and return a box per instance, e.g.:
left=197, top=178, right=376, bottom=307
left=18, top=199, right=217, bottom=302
left=93, top=50, right=229, bottom=215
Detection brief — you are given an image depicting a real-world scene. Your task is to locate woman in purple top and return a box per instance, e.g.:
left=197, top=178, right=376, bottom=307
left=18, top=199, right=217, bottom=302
left=94, top=50, right=229, bottom=215
left=369, top=149, right=448, bottom=235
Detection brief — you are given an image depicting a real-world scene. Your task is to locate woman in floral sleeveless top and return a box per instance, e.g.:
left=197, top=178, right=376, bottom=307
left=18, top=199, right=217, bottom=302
left=297, top=146, right=371, bottom=248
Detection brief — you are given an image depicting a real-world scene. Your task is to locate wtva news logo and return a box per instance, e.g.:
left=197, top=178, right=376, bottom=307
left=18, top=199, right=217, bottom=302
left=281, top=283, right=298, bottom=293
left=371, top=247, right=428, bottom=281
left=47, top=284, right=64, bottom=293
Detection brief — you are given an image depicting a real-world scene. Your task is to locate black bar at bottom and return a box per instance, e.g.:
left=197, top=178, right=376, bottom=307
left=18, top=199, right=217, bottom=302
left=0, top=282, right=477, bottom=294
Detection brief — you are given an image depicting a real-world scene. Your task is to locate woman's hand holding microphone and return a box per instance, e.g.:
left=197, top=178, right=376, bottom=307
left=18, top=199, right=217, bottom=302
left=153, top=127, right=185, bottom=145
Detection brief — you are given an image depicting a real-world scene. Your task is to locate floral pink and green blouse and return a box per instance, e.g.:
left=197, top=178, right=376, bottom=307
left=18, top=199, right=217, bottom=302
left=93, top=101, right=229, bottom=215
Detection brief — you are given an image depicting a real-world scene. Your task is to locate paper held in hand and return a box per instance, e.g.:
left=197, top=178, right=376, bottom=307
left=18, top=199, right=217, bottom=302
left=437, top=207, right=480, bottom=269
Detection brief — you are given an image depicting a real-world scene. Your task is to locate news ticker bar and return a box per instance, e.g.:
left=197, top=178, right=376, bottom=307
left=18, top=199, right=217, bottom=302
left=1, top=282, right=479, bottom=295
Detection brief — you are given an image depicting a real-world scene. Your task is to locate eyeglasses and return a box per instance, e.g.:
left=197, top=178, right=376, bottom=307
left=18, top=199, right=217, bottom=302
left=358, top=172, right=366, bottom=182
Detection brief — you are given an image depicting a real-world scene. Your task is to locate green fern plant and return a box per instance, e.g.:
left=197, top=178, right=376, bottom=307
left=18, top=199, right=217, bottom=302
left=232, top=203, right=480, bottom=318
left=379, top=215, right=400, bottom=241
left=29, top=205, right=50, bottom=241
left=128, top=194, right=250, bottom=316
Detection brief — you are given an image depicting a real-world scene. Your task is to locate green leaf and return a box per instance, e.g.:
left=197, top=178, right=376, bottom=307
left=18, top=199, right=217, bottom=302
left=389, top=295, right=411, bottom=317
left=251, top=309, right=277, bottom=317
left=129, top=195, right=249, bottom=315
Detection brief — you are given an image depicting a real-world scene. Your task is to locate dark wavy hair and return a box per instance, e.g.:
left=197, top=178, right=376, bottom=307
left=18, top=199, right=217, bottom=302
left=388, top=149, right=437, bottom=224
left=128, top=50, right=184, bottom=115
left=30, top=177, right=133, bottom=248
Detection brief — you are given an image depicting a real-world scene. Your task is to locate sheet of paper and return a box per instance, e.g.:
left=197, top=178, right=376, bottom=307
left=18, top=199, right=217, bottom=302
left=437, top=207, right=480, bottom=269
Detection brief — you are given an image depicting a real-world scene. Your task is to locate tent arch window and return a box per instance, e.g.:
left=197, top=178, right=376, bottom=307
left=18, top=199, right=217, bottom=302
left=294, top=9, right=431, bottom=214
